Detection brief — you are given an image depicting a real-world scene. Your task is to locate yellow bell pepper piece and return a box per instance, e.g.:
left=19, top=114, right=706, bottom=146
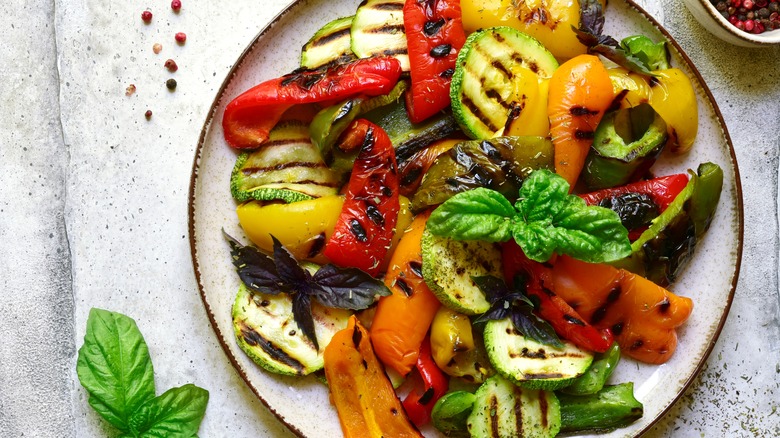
left=608, top=67, right=698, bottom=154
left=504, top=69, right=551, bottom=137
left=430, top=307, right=475, bottom=370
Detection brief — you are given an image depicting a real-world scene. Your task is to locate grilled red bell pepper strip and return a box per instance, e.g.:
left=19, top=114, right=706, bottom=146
left=323, top=120, right=400, bottom=276
left=579, top=173, right=689, bottom=241
left=402, top=337, right=449, bottom=427
left=222, top=57, right=402, bottom=149
left=502, top=241, right=614, bottom=353
left=403, top=0, right=466, bottom=123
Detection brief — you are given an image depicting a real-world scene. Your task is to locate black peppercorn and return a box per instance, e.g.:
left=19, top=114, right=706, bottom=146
left=166, top=78, right=177, bottom=90
left=757, top=7, right=770, bottom=18
left=716, top=1, right=728, bottom=11
left=768, top=2, right=779, bottom=13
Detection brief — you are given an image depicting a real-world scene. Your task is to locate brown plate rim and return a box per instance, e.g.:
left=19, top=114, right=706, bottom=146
left=187, top=0, right=744, bottom=436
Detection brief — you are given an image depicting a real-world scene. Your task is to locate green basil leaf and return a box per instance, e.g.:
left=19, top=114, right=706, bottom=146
left=511, top=220, right=557, bottom=263
left=515, top=169, right=569, bottom=223
left=427, top=188, right=515, bottom=242
left=551, top=196, right=632, bottom=263
left=128, top=384, right=209, bottom=437
left=76, top=308, right=156, bottom=432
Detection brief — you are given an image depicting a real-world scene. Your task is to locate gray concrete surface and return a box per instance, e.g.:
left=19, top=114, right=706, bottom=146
left=0, top=0, right=778, bottom=437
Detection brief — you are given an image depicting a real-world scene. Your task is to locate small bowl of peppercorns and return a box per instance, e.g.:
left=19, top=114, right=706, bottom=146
left=683, top=0, right=780, bottom=46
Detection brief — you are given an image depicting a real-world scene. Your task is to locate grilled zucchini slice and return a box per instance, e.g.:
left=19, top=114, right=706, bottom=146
left=233, top=284, right=351, bottom=376
left=351, top=0, right=409, bottom=71
left=300, top=15, right=356, bottom=70
left=484, top=318, right=593, bottom=391
left=230, top=118, right=341, bottom=203
left=421, top=229, right=502, bottom=315
left=451, top=27, right=558, bottom=139
left=467, top=374, right=561, bottom=438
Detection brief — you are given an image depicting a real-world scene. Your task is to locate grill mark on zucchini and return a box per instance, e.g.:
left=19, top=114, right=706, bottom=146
left=380, top=47, right=408, bottom=57
left=513, top=386, right=524, bottom=436
left=238, top=323, right=307, bottom=374
left=367, top=24, right=405, bottom=34
left=539, top=389, right=549, bottom=428
left=241, top=161, right=328, bottom=174
left=309, top=27, right=351, bottom=47
left=489, top=395, right=500, bottom=437
left=259, top=138, right=311, bottom=148
left=253, top=179, right=341, bottom=188
left=461, top=94, right=500, bottom=132
left=370, top=1, right=404, bottom=10
left=485, top=89, right=511, bottom=109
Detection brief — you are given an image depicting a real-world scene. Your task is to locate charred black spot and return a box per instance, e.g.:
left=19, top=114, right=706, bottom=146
left=361, top=127, right=376, bottom=153
left=409, top=261, right=423, bottom=278
left=424, top=18, right=446, bottom=36
left=541, top=287, right=556, bottom=297
left=366, top=204, right=385, bottom=226
left=373, top=2, right=404, bottom=10
left=391, top=407, right=399, bottom=416
left=260, top=300, right=270, bottom=307
left=381, top=185, right=393, bottom=197
left=564, top=314, right=586, bottom=326
left=352, top=324, right=363, bottom=348
left=658, top=297, right=671, bottom=314
left=575, top=129, right=595, bottom=140
left=350, top=219, right=368, bottom=242
left=528, top=62, right=539, bottom=74
left=395, top=278, right=413, bottom=296
left=362, top=359, right=368, bottom=369
left=648, top=76, right=661, bottom=88
left=307, top=232, right=327, bottom=259
left=418, top=388, right=435, bottom=405
left=607, top=286, right=622, bottom=302
left=520, top=347, right=547, bottom=359
left=430, top=44, right=453, bottom=58
left=493, top=31, right=505, bottom=43
left=289, top=330, right=296, bottom=336
left=591, top=306, right=608, bottom=324
left=630, top=339, right=645, bottom=350
left=456, top=266, right=466, bottom=275
left=608, top=89, right=630, bottom=113
left=309, top=27, right=351, bottom=47
left=612, top=322, right=624, bottom=336
left=570, top=105, right=599, bottom=116
left=400, top=165, right=422, bottom=187
left=440, top=68, right=455, bottom=78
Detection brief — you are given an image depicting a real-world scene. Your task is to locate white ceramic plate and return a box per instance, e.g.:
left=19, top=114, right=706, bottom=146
left=189, top=0, right=743, bottom=436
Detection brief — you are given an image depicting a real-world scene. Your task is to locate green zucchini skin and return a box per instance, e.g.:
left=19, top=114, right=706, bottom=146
left=300, top=15, right=356, bottom=70
left=450, top=27, right=558, bottom=139
left=232, top=284, right=351, bottom=376
left=483, top=318, right=593, bottom=391
left=230, top=119, right=341, bottom=203
left=350, top=0, right=409, bottom=71
left=421, top=229, right=503, bottom=315
left=467, top=374, right=561, bottom=438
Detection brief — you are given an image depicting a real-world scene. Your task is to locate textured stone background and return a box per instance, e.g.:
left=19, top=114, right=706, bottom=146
left=0, top=0, right=777, bottom=437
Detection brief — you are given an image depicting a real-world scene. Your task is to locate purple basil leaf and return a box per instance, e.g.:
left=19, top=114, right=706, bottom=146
left=271, top=235, right=312, bottom=292
left=474, top=301, right=510, bottom=325
left=292, top=292, right=319, bottom=351
left=589, top=44, right=656, bottom=76
left=511, top=308, right=564, bottom=348
left=223, top=230, right=284, bottom=294
left=471, top=275, right=511, bottom=302
left=311, top=264, right=390, bottom=310
left=579, top=0, right=605, bottom=36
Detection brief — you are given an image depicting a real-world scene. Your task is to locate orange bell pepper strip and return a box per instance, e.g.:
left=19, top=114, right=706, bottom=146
left=371, top=211, right=441, bottom=376
left=324, top=316, right=422, bottom=438
left=547, top=54, right=614, bottom=189
left=549, top=255, right=693, bottom=364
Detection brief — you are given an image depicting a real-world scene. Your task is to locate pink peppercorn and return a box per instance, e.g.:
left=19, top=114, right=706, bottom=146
left=145, top=110, right=153, bottom=120
left=175, top=32, right=187, bottom=44
left=171, top=0, right=182, bottom=12
left=745, top=18, right=755, bottom=29
left=164, top=59, right=178, bottom=72
left=141, top=10, right=152, bottom=23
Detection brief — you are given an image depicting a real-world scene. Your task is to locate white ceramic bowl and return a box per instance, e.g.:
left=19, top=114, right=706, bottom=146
left=682, top=0, right=780, bottom=47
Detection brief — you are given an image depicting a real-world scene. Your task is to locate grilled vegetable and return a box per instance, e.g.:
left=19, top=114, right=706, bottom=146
left=503, top=76, right=550, bottom=138
left=484, top=318, right=593, bottom=390
left=323, top=316, right=422, bottom=437
left=431, top=391, right=475, bottom=437
left=230, top=117, right=341, bottom=203
left=403, top=0, right=466, bottom=122
left=608, top=67, right=698, bottom=154
left=430, top=306, right=493, bottom=384
left=398, top=138, right=459, bottom=196
left=402, top=338, right=450, bottom=427
left=614, top=163, right=723, bottom=286
left=232, top=284, right=350, bottom=376
left=300, top=15, right=356, bottom=69
left=467, top=374, right=561, bottom=437
left=351, top=0, right=409, bottom=71
left=222, top=57, right=401, bottom=149
left=362, top=97, right=460, bottom=164
left=323, top=120, right=400, bottom=276
left=421, top=228, right=503, bottom=315
left=411, top=136, right=554, bottom=213
left=550, top=255, right=693, bottom=364
left=558, top=383, right=643, bottom=433
left=548, top=54, right=614, bottom=189
left=583, top=104, right=668, bottom=190
left=450, top=26, right=558, bottom=139
left=236, top=195, right=343, bottom=263
left=371, top=211, right=441, bottom=376
left=561, top=342, right=621, bottom=395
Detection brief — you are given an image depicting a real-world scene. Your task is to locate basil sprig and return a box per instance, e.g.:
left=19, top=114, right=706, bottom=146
left=225, top=232, right=391, bottom=350
left=77, top=308, right=209, bottom=437
left=473, top=275, right=563, bottom=348
left=427, top=169, right=631, bottom=263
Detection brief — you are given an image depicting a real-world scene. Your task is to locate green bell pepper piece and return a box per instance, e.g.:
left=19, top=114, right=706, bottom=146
left=561, top=342, right=621, bottom=395
left=558, top=383, right=643, bottom=433
left=431, top=391, right=476, bottom=437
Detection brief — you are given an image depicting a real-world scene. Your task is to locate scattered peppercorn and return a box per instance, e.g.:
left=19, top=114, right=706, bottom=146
left=164, top=59, right=178, bottom=72
left=141, top=10, right=152, bottom=23
left=153, top=43, right=162, bottom=54
left=145, top=110, right=153, bottom=119
left=166, top=78, right=177, bottom=90
left=125, top=84, right=136, bottom=96
left=171, top=0, right=182, bottom=12
left=175, top=32, right=187, bottom=44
